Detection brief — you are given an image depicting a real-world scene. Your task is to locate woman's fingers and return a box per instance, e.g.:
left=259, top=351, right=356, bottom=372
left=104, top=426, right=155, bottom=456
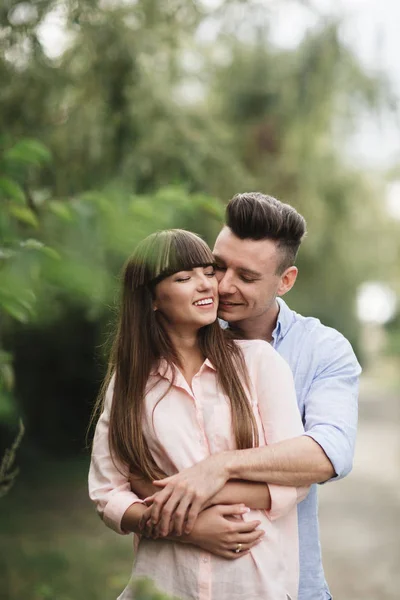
left=233, top=519, right=262, bottom=533
left=217, top=504, right=249, bottom=517
left=219, top=548, right=251, bottom=560
left=237, top=529, right=265, bottom=545
left=229, top=539, right=263, bottom=554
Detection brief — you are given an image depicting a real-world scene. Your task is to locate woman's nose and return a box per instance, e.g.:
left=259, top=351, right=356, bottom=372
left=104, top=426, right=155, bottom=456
left=197, top=273, right=213, bottom=290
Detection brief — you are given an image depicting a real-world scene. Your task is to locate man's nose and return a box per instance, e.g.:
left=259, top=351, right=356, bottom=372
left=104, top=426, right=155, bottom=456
left=218, top=271, right=234, bottom=295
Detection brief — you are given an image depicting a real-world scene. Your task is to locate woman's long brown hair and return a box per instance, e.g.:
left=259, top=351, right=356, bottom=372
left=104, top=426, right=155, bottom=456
left=90, top=229, right=259, bottom=481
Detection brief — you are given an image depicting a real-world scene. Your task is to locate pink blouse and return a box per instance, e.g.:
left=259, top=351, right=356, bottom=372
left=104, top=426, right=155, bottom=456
left=89, top=339, right=307, bottom=600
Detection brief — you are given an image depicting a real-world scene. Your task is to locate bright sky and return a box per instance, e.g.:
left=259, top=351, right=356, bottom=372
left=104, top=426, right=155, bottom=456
left=40, top=0, right=400, bottom=166
left=268, top=0, right=400, bottom=168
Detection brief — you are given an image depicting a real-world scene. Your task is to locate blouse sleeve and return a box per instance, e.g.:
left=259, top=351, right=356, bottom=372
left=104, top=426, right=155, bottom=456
left=88, top=376, right=144, bottom=534
left=252, top=342, right=309, bottom=520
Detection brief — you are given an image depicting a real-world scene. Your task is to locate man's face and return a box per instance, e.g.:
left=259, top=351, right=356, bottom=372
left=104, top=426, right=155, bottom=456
left=213, top=227, right=291, bottom=324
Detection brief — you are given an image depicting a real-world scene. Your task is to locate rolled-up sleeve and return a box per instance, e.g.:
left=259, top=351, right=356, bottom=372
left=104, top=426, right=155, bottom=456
left=302, top=332, right=361, bottom=482
left=253, top=342, right=310, bottom=520
left=88, top=377, right=144, bottom=534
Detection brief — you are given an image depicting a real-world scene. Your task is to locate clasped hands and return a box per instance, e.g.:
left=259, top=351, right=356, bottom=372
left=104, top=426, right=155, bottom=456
left=130, top=455, right=264, bottom=559
left=136, top=454, right=229, bottom=539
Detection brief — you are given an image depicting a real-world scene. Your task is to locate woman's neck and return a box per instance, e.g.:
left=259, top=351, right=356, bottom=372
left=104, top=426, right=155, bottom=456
left=165, top=326, right=205, bottom=388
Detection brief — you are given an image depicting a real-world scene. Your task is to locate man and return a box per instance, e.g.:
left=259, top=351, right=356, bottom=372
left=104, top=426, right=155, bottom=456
left=91, top=192, right=360, bottom=600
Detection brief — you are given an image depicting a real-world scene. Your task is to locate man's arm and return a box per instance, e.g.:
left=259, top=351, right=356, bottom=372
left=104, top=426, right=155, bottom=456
left=147, top=335, right=360, bottom=533
left=147, top=342, right=311, bottom=534
left=130, top=472, right=272, bottom=511
left=211, top=331, right=360, bottom=487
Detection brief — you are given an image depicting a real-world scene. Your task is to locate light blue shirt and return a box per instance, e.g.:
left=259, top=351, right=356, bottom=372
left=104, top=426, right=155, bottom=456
left=271, top=298, right=361, bottom=600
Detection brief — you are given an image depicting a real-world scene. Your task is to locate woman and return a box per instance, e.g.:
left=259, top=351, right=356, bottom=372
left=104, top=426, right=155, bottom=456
left=89, top=229, right=305, bottom=600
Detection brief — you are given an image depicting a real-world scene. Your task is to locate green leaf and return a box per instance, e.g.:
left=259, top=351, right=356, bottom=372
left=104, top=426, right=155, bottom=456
left=4, top=139, right=52, bottom=167
left=0, top=177, right=26, bottom=204
left=20, top=239, right=60, bottom=260
left=48, top=201, right=74, bottom=222
left=0, top=300, right=30, bottom=323
left=8, top=206, right=39, bottom=228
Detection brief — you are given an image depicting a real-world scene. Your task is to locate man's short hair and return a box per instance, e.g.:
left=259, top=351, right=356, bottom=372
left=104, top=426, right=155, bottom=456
left=225, top=192, right=306, bottom=274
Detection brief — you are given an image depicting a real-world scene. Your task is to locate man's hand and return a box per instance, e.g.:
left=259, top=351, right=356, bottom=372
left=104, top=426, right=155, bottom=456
left=143, top=453, right=230, bottom=536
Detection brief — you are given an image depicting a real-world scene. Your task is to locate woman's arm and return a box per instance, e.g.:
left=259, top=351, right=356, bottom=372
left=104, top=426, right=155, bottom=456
left=130, top=472, right=271, bottom=511
left=208, top=480, right=270, bottom=510
left=89, top=377, right=145, bottom=534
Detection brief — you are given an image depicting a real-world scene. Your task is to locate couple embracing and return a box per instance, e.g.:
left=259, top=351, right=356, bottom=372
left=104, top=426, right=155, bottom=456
left=89, top=192, right=361, bottom=600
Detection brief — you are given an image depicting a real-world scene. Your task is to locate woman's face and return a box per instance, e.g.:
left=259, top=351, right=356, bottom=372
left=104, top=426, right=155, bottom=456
left=153, top=265, right=218, bottom=331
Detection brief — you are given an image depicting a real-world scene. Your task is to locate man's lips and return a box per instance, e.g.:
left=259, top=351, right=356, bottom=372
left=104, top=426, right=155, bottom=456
left=219, top=300, right=242, bottom=307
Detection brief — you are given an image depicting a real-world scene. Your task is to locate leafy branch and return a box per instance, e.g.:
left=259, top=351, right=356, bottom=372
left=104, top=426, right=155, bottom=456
left=0, top=420, right=25, bottom=499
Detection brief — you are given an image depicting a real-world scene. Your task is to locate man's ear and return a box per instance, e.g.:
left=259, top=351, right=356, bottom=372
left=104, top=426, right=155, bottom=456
left=277, top=266, right=298, bottom=297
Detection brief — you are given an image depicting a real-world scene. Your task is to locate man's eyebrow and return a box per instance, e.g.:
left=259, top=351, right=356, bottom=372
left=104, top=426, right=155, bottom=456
left=213, top=255, right=262, bottom=278
left=237, top=267, right=262, bottom=278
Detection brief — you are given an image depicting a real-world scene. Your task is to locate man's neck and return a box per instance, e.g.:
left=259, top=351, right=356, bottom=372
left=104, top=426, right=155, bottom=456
left=229, top=300, right=280, bottom=343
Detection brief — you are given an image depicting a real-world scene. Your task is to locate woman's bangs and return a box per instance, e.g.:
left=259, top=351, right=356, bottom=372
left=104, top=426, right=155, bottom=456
left=151, top=231, right=215, bottom=285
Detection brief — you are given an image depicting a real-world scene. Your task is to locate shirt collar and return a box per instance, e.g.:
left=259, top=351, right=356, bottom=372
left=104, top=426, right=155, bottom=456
left=272, top=297, right=294, bottom=342
left=152, top=357, right=216, bottom=382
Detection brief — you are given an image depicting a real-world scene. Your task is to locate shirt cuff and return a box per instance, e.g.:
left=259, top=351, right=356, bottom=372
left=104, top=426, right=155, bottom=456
left=265, top=483, right=298, bottom=520
left=303, top=430, right=346, bottom=483
left=103, top=493, right=145, bottom=534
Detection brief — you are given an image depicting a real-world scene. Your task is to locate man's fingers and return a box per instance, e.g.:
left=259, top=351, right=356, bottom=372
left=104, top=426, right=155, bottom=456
left=149, top=487, right=174, bottom=524
left=184, top=498, right=203, bottom=534
left=139, top=506, right=152, bottom=532
left=143, top=494, right=156, bottom=505
left=172, top=494, right=192, bottom=536
left=158, top=492, right=185, bottom=537
left=153, top=477, right=172, bottom=488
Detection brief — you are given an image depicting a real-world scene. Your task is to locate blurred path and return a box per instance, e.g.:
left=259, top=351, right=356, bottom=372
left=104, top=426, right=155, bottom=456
left=319, top=376, right=400, bottom=600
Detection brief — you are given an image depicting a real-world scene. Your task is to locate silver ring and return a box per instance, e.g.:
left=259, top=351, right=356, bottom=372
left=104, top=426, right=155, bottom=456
left=234, top=543, right=243, bottom=554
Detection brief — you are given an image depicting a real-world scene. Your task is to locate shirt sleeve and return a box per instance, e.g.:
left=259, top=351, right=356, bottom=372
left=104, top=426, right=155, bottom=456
left=88, top=376, right=144, bottom=534
left=302, top=330, right=361, bottom=483
left=253, top=342, right=309, bottom=520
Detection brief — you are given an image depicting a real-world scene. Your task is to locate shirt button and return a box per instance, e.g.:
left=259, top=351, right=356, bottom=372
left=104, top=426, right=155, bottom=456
left=202, top=557, right=208, bottom=563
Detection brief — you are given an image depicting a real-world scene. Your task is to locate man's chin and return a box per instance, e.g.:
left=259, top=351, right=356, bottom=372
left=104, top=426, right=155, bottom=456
left=217, top=307, right=242, bottom=322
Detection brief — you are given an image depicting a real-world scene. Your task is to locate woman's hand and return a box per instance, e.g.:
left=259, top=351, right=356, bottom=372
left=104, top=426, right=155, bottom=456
left=183, top=504, right=265, bottom=559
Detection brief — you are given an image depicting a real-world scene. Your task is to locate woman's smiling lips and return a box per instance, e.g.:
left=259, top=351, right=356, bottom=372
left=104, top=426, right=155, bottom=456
left=193, top=297, right=215, bottom=308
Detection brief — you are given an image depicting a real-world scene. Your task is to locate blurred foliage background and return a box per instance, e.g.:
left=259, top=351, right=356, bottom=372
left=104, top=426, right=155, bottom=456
left=1, top=0, right=400, bottom=599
